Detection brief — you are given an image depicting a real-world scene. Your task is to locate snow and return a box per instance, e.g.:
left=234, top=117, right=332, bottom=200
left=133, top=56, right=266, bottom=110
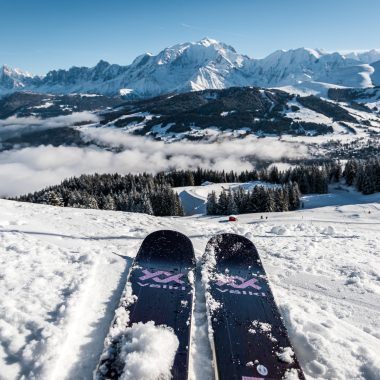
left=343, top=49, right=380, bottom=64
left=285, top=99, right=333, bottom=125
left=95, top=282, right=137, bottom=379
left=270, top=225, right=288, bottom=235
left=32, top=101, right=54, bottom=109
left=0, top=185, right=380, bottom=379
left=248, top=320, right=278, bottom=343
left=119, top=88, right=134, bottom=96
left=2, top=41, right=380, bottom=97
left=119, top=321, right=179, bottom=380
left=284, top=368, right=303, bottom=380
left=277, top=347, right=295, bottom=364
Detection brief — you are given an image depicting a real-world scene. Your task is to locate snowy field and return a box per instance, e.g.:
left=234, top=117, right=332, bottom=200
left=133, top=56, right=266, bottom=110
left=0, top=188, right=380, bottom=379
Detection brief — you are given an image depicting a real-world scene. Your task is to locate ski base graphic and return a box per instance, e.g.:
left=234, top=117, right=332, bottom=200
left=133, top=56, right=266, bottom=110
left=96, top=230, right=195, bottom=380
left=203, top=233, right=305, bottom=380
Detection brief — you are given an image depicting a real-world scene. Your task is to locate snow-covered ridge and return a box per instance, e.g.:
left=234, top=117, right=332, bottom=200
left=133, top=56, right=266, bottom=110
left=1, top=38, right=380, bottom=97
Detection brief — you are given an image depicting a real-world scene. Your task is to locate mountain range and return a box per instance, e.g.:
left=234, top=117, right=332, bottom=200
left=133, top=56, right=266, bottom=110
left=1, top=38, right=380, bottom=98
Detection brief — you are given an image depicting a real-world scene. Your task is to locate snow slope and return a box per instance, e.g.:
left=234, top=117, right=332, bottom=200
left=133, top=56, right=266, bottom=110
left=0, top=189, right=380, bottom=379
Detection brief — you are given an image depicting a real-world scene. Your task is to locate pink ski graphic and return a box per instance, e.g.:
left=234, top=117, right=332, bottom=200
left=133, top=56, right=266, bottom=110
left=216, top=276, right=261, bottom=290
left=139, top=269, right=185, bottom=284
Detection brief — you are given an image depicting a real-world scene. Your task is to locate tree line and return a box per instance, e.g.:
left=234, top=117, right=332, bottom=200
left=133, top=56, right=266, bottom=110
left=11, top=165, right=333, bottom=216
left=14, top=173, right=184, bottom=216
left=206, top=183, right=301, bottom=215
left=343, top=157, right=380, bottom=195
left=160, top=164, right=333, bottom=195
left=11, top=158, right=378, bottom=216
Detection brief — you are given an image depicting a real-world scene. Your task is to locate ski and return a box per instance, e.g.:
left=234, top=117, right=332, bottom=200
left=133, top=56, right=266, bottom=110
left=202, top=233, right=305, bottom=380
left=95, top=230, right=196, bottom=380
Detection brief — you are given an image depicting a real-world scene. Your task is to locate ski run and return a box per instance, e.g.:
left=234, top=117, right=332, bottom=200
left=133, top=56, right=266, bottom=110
left=0, top=184, right=380, bottom=380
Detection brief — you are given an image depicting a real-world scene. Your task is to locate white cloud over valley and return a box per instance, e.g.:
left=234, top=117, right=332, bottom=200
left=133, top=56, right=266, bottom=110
left=0, top=112, right=98, bottom=140
left=0, top=128, right=308, bottom=196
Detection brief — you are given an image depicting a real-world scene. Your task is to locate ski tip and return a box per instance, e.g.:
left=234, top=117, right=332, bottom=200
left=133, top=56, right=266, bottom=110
left=204, top=233, right=258, bottom=265
left=137, top=229, right=195, bottom=265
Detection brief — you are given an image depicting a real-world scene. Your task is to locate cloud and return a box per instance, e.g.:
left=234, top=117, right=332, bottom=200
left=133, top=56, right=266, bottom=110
left=0, top=112, right=98, bottom=140
left=0, top=129, right=308, bottom=197
left=80, top=127, right=308, bottom=162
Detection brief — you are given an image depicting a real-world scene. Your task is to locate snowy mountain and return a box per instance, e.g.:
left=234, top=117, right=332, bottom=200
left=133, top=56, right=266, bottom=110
left=1, top=184, right=379, bottom=379
left=344, top=49, right=380, bottom=64
left=1, top=38, right=380, bottom=97
left=0, top=65, right=34, bottom=95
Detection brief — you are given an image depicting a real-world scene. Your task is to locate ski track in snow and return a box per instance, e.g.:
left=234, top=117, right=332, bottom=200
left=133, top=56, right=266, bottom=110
left=0, top=188, right=380, bottom=380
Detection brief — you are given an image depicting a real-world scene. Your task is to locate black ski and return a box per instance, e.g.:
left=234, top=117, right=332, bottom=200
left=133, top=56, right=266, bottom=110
left=96, top=230, right=196, bottom=380
left=203, top=233, right=305, bottom=380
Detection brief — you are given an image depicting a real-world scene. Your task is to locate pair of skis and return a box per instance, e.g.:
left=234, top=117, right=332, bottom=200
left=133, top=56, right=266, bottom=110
left=95, top=230, right=305, bottom=380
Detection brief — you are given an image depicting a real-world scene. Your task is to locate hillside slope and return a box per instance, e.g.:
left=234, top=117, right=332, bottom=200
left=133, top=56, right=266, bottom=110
left=0, top=190, right=379, bottom=379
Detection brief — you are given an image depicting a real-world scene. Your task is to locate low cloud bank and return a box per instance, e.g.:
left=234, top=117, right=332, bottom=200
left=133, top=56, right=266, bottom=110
left=0, top=128, right=308, bottom=196
left=80, top=127, right=308, bottom=162
left=0, top=112, right=98, bottom=140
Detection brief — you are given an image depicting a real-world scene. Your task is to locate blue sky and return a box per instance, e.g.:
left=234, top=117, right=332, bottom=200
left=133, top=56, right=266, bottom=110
left=1, top=0, right=379, bottom=74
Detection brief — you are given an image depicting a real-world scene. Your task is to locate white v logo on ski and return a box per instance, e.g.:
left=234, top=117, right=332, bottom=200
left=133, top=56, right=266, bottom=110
left=216, top=288, right=229, bottom=293
left=137, top=282, right=150, bottom=287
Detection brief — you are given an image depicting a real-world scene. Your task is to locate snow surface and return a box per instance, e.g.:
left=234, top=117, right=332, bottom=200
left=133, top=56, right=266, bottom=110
left=119, top=322, right=179, bottom=380
left=0, top=186, right=380, bottom=379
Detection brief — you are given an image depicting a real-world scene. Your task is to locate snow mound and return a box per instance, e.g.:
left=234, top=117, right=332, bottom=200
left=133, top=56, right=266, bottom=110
left=270, top=225, right=288, bottom=235
left=321, top=225, right=335, bottom=235
left=120, top=321, right=179, bottom=380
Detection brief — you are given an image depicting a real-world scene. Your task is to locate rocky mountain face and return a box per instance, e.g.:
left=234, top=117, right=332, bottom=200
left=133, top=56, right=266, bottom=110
left=1, top=38, right=380, bottom=97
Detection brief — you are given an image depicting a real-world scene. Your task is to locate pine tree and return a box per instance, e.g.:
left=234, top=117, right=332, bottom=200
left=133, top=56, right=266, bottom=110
left=233, top=188, right=248, bottom=214
left=263, top=188, right=275, bottom=212
left=254, top=186, right=268, bottom=212
left=41, top=191, right=64, bottom=207
left=100, top=194, right=116, bottom=210
left=269, top=166, right=280, bottom=183
left=174, top=193, right=184, bottom=216
left=273, top=188, right=284, bottom=212
left=217, top=190, right=229, bottom=215
left=361, top=168, right=375, bottom=195
left=140, top=191, right=153, bottom=215
left=288, top=183, right=301, bottom=210
left=332, top=162, right=342, bottom=183
left=226, top=191, right=238, bottom=215
left=344, top=160, right=357, bottom=186
left=206, top=191, right=218, bottom=215
left=248, top=186, right=260, bottom=213
left=83, top=195, right=99, bottom=209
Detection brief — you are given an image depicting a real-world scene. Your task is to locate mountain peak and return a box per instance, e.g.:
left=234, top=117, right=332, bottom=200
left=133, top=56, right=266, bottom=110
left=0, top=64, right=33, bottom=78
left=198, top=37, right=219, bottom=46
left=95, top=59, right=110, bottom=67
